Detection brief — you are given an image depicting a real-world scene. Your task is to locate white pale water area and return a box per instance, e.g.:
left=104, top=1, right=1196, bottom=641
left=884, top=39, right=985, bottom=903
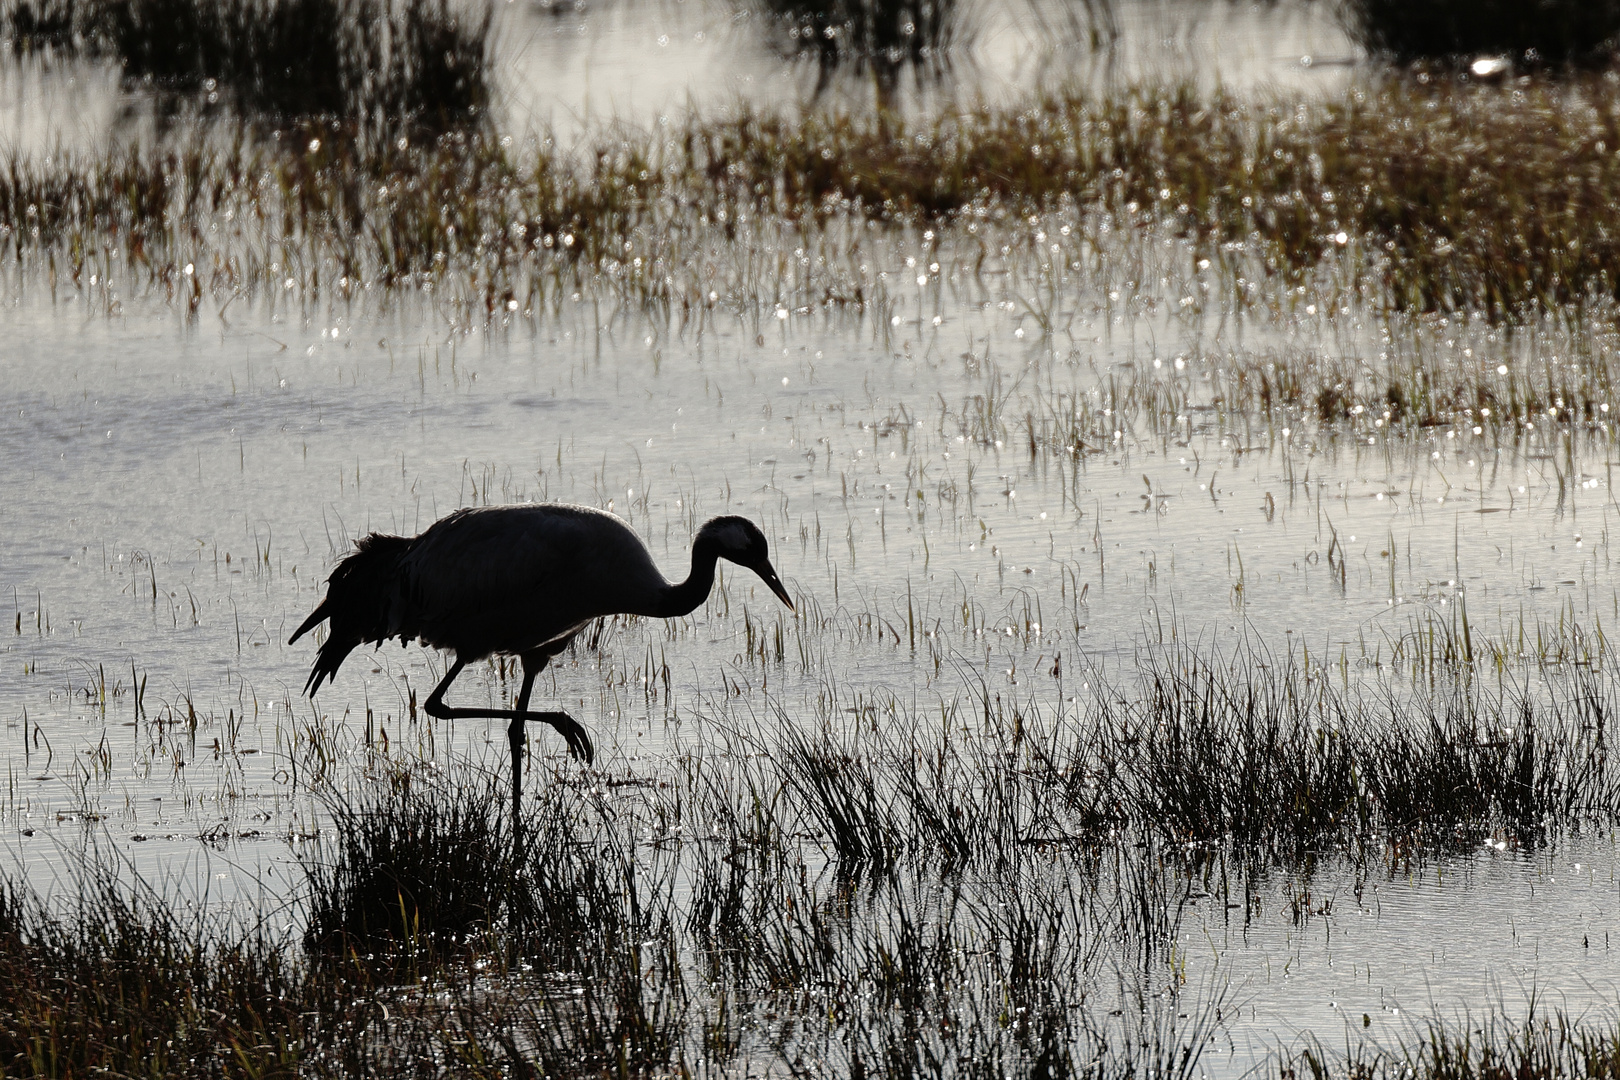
left=2, top=0, right=1619, bottom=1070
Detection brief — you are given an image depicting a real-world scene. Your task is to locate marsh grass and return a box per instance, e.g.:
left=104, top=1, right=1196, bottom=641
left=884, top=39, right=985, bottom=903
left=9, top=74, right=1620, bottom=440
left=1120, top=642, right=1607, bottom=855
left=1286, top=1001, right=1620, bottom=1080
left=0, top=766, right=1217, bottom=1076
left=997, top=323, right=1620, bottom=492
left=302, top=768, right=518, bottom=965
left=1382, top=603, right=1615, bottom=681
left=0, top=859, right=306, bottom=1077
left=9, top=77, right=1620, bottom=347
left=8, top=615, right=1620, bottom=1080
left=6, top=831, right=1616, bottom=1079
left=690, top=634, right=1620, bottom=869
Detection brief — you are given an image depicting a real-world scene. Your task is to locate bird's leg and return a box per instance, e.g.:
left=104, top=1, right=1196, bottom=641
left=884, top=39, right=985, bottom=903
left=421, top=656, right=594, bottom=764
left=509, top=658, right=542, bottom=861
left=420, top=650, right=593, bottom=870
left=422, top=657, right=469, bottom=719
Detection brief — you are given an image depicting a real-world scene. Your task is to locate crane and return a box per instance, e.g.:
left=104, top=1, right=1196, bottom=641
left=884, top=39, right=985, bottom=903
left=289, top=504, right=794, bottom=842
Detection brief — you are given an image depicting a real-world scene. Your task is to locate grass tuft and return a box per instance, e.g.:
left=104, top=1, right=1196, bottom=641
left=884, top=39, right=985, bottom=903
left=1287, top=1001, right=1620, bottom=1079
left=302, top=769, right=516, bottom=964
left=0, top=861, right=304, bottom=1077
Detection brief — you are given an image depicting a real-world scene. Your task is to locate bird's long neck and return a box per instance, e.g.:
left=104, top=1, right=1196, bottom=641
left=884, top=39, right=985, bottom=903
left=657, top=539, right=722, bottom=618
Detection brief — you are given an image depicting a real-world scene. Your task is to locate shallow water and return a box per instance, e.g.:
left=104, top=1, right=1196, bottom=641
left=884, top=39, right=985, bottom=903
left=1, top=0, right=1617, bottom=1057
left=1196, top=837, right=1620, bottom=1066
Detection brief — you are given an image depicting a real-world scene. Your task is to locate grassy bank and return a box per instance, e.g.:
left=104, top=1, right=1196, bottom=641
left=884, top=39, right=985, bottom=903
left=6, top=77, right=1620, bottom=327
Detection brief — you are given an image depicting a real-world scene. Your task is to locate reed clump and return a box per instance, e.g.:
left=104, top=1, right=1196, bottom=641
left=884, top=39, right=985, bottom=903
left=302, top=770, right=517, bottom=965
left=697, top=634, right=1620, bottom=868
left=0, top=865, right=307, bottom=1077
left=1117, top=643, right=1597, bottom=856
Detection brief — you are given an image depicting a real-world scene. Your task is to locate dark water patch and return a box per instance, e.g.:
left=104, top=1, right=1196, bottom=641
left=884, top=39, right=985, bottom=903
left=0, top=0, right=492, bottom=137
left=756, top=0, right=964, bottom=105
left=1344, top=0, right=1620, bottom=68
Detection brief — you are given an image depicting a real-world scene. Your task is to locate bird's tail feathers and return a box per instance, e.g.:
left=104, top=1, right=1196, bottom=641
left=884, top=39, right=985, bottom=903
left=303, top=635, right=355, bottom=696
left=291, top=532, right=415, bottom=696
left=287, top=600, right=329, bottom=646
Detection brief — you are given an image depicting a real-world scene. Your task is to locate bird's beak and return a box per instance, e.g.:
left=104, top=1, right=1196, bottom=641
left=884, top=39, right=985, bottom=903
left=758, top=560, right=794, bottom=610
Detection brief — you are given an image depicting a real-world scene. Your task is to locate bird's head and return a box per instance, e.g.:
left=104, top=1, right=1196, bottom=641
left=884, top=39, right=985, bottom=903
left=698, top=516, right=793, bottom=610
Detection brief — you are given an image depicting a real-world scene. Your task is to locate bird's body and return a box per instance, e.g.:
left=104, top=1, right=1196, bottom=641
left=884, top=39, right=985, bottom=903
left=404, top=504, right=648, bottom=657
left=290, top=503, right=793, bottom=841
left=295, top=504, right=712, bottom=686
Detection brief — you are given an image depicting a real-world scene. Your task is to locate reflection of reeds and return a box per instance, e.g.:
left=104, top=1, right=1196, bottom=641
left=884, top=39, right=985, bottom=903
left=756, top=0, right=964, bottom=103
left=0, top=0, right=491, bottom=133
left=1343, top=0, right=1620, bottom=67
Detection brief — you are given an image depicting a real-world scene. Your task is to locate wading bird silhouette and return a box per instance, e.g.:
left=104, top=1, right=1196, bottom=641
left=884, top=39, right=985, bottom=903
left=289, top=504, right=794, bottom=841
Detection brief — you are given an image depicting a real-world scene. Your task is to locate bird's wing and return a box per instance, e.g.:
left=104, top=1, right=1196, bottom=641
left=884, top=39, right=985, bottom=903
left=394, top=504, right=666, bottom=658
